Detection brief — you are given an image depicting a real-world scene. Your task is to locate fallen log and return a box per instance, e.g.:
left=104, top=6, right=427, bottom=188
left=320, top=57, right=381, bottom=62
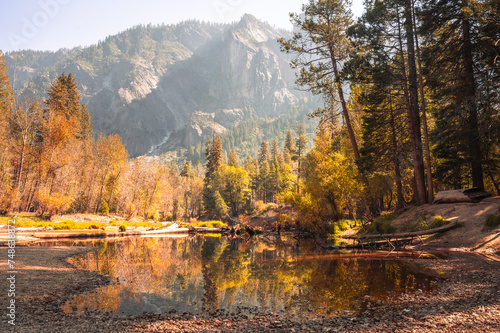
left=325, top=237, right=416, bottom=250
left=342, top=221, right=458, bottom=241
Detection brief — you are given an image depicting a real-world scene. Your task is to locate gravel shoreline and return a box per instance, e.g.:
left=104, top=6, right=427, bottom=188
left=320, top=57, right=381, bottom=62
left=0, top=244, right=499, bottom=332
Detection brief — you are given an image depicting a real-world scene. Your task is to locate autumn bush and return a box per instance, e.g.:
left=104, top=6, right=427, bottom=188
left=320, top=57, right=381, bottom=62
left=35, top=189, right=74, bottom=218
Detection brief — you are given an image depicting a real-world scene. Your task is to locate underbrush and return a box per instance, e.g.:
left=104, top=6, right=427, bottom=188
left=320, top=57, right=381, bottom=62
left=485, top=214, right=500, bottom=228
left=326, top=219, right=357, bottom=236
left=408, top=215, right=448, bottom=232
left=363, top=212, right=397, bottom=234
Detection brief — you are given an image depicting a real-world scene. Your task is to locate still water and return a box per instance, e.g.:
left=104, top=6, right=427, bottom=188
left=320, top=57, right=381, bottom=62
left=59, top=235, right=436, bottom=318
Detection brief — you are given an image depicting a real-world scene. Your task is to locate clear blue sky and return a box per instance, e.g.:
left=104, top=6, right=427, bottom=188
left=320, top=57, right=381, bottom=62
left=0, top=0, right=365, bottom=53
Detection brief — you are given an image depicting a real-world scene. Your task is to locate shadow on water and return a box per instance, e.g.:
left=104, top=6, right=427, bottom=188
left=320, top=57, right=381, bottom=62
left=48, top=235, right=438, bottom=318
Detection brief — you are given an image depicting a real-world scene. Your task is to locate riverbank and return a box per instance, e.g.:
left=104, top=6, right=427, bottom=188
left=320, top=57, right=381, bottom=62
left=1, top=197, right=499, bottom=332
left=1, top=244, right=499, bottom=332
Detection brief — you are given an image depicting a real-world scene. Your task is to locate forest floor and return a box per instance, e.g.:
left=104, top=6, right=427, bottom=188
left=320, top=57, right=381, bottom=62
left=0, top=198, right=499, bottom=332
left=394, top=196, right=500, bottom=256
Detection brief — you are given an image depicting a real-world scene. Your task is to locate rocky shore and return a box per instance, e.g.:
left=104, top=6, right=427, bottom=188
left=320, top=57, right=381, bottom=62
left=0, top=244, right=498, bottom=332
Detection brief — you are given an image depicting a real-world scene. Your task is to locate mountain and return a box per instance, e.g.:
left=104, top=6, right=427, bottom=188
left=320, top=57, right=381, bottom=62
left=5, top=15, right=314, bottom=157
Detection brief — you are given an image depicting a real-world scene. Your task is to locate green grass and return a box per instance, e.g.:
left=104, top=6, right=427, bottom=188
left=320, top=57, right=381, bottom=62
left=363, top=213, right=397, bottom=234
left=0, top=215, right=161, bottom=230
left=485, top=214, right=500, bottom=228
left=408, top=215, right=448, bottom=232
left=409, top=215, right=429, bottom=232
left=180, top=221, right=228, bottom=228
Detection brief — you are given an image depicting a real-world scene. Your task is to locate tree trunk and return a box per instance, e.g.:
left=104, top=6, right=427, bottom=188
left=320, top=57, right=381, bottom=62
left=461, top=0, right=484, bottom=189
left=330, top=51, right=360, bottom=161
left=412, top=0, right=434, bottom=202
left=398, top=3, right=427, bottom=204
left=389, top=96, right=405, bottom=208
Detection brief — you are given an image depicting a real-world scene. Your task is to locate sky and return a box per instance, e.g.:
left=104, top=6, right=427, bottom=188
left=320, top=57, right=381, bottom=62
left=0, top=0, right=365, bottom=53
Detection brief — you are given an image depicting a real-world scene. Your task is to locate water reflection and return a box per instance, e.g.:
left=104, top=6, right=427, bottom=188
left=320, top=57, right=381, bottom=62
left=61, top=236, right=435, bottom=318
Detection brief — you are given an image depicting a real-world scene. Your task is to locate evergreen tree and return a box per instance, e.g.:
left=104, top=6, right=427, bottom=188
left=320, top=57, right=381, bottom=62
left=279, top=0, right=360, bottom=160
left=203, top=135, right=224, bottom=215
left=294, top=124, right=309, bottom=190
left=213, top=190, right=229, bottom=218
left=228, top=149, right=239, bottom=168
left=422, top=0, right=497, bottom=189
left=258, top=141, right=271, bottom=165
left=45, top=72, right=92, bottom=140
left=180, top=161, right=193, bottom=178
left=285, top=130, right=295, bottom=155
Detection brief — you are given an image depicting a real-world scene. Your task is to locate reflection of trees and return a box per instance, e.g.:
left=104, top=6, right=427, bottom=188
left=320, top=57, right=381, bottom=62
left=68, top=236, right=434, bottom=317
left=201, top=238, right=251, bottom=311
left=300, top=259, right=367, bottom=313
left=73, top=237, right=204, bottom=296
left=61, top=284, right=123, bottom=315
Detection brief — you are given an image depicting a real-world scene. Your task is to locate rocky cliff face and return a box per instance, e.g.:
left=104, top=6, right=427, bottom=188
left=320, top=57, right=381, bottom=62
left=6, top=15, right=304, bottom=157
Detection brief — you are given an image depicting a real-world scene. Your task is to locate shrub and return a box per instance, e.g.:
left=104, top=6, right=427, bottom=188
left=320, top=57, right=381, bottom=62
left=365, top=213, right=397, bottom=234
left=485, top=214, right=500, bottom=228
left=326, top=222, right=336, bottom=235
left=337, top=220, right=350, bottom=231
left=409, top=215, right=428, bottom=231
left=98, top=199, right=109, bottom=215
left=209, top=221, right=225, bottom=227
left=430, top=215, right=447, bottom=228
left=35, top=189, right=74, bottom=218
left=119, top=224, right=127, bottom=232
left=276, top=213, right=291, bottom=224
left=326, top=220, right=356, bottom=235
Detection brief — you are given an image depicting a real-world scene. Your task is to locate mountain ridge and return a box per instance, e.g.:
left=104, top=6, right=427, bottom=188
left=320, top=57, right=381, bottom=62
left=5, top=15, right=313, bottom=157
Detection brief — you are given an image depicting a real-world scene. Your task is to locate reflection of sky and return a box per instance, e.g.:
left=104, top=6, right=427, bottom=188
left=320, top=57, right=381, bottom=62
left=62, top=236, right=436, bottom=318
left=0, top=0, right=365, bottom=52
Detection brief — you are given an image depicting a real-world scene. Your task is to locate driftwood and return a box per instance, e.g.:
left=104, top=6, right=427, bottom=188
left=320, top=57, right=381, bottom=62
left=434, top=188, right=491, bottom=204
left=336, top=222, right=458, bottom=250
left=342, top=221, right=458, bottom=241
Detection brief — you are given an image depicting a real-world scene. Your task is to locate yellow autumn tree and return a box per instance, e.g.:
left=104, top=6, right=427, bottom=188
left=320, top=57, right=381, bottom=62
left=283, top=124, right=363, bottom=232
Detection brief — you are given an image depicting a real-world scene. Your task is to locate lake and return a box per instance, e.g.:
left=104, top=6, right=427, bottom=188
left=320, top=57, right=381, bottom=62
left=58, top=235, right=436, bottom=318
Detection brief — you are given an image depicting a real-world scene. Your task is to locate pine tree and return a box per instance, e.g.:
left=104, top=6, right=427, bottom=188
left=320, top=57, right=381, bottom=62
left=180, top=161, right=193, bottom=178
left=228, top=149, right=239, bottom=167
left=203, top=135, right=224, bottom=214
left=294, top=124, right=309, bottom=190
left=422, top=0, right=495, bottom=189
left=279, top=0, right=360, bottom=160
left=46, top=72, right=91, bottom=140
left=285, top=130, right=295, bottom=155
left=258, top=141, right=270, bottom=165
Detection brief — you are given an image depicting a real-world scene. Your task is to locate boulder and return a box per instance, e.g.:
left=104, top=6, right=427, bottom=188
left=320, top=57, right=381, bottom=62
left=434, top=188, right=491, bottom=204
